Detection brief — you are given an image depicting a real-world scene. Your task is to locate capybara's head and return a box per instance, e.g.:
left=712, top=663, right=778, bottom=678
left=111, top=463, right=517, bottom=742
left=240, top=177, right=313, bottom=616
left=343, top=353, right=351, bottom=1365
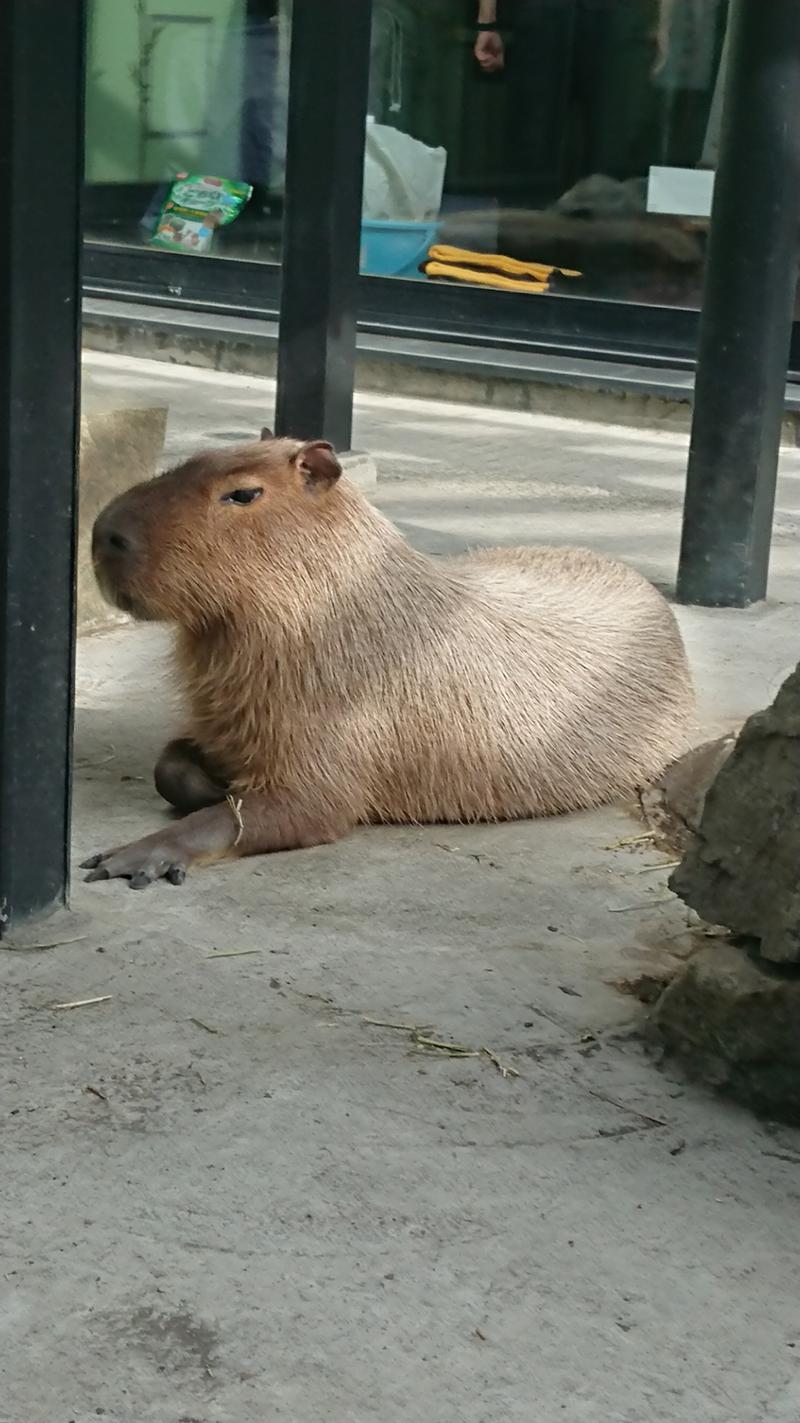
left=92, top=437, right=343, bottom=625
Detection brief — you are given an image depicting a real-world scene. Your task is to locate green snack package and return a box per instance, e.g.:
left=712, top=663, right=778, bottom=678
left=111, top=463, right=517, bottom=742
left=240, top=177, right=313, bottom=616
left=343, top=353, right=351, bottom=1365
left=149, top=172, right=252, bottom=254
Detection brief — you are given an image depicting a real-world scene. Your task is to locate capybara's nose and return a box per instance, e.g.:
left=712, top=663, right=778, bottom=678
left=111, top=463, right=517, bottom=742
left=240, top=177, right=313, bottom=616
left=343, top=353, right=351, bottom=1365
left=92, top=505, right=138, bottom=561
left=105, top=528, right=131, bottom=554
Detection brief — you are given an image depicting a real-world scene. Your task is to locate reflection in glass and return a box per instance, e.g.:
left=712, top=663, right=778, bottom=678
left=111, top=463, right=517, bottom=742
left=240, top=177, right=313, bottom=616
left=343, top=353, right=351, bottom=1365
left=84, top=0, right=291, bottom=259
left=366, top=0, right=729, bottom=306
left=83, top=0, right=730, bottom=308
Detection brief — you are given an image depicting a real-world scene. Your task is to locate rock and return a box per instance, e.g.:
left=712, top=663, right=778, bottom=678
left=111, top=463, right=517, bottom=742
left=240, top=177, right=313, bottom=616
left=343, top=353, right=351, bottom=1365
left=641, top=733, right=737, bottom=856
left=78, top=406, right=167, bottom=633
left=609, top=969, right=678, bottom=1005
left=669, top=665, right=800, bottom=963
left=651, top=941, right=800, bottom=1122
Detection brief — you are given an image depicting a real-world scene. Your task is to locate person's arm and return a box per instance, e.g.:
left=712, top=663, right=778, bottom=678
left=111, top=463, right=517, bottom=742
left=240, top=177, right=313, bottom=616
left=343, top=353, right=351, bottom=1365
left=475, top=0, right=504, bottom=72
left=652, top=0, right=675, bottom=74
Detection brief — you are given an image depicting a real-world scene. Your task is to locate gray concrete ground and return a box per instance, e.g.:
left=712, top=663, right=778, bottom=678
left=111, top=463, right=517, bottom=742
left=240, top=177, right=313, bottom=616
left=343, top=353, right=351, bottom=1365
left=3, top=353, right=800, bottom=1423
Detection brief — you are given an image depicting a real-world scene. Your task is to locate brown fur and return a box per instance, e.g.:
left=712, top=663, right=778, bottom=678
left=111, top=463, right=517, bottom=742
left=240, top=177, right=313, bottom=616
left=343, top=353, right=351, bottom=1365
left=93, top=438, right=695, bottom=832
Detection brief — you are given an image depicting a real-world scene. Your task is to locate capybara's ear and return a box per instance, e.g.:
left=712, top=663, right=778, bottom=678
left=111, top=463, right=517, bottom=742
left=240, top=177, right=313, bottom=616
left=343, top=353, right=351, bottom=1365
left=293, top=440, right=342, bottom=491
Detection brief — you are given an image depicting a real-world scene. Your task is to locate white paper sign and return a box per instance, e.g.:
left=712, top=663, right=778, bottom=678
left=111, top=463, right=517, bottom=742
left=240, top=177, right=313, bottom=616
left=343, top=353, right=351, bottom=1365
left=647, top=166, right=715, bottom=218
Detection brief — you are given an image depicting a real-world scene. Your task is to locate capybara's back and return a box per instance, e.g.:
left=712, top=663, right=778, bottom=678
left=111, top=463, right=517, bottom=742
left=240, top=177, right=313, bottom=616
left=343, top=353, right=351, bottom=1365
left=355, top=540, right=694, bottom=824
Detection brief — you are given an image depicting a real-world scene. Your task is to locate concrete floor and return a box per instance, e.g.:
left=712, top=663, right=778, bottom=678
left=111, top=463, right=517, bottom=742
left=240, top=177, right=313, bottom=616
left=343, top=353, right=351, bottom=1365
left=3, top=354, right=800, bottom=1422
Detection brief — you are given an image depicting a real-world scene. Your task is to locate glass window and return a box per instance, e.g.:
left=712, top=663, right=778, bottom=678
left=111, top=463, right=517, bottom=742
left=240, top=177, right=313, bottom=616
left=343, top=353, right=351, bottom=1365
left=363, top=0, right=730, bottom=308
left=84, top=0, right=730, bottom=312
left=84, top=0, right=291, bottom=261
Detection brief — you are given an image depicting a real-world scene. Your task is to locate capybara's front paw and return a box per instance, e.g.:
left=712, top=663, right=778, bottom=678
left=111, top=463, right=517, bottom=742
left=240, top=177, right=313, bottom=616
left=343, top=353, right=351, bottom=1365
left=81, top=830, right=189, bottom=889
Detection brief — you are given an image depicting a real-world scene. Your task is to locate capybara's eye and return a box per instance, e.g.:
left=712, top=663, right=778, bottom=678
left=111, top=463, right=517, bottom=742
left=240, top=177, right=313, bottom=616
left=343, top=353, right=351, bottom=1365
left=221, top=488, right=264, bottom=506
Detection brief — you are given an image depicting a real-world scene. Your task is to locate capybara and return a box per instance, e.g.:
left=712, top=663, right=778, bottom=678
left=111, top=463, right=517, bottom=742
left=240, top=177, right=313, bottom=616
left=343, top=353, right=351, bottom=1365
left=84, top=437, right=694, bottom=887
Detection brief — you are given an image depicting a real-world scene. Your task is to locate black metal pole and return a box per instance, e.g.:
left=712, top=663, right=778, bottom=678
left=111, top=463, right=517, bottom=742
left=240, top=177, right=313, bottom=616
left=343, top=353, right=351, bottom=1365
left=0, top=0, right=84, bottom=931
left=676, top=0, right=800, bottom=608
left=274, top=0, right=372, bottom=451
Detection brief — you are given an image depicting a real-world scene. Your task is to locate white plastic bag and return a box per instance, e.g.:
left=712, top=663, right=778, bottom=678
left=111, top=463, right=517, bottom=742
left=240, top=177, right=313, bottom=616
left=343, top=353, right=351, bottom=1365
left=362, top=117, right=446, bottom=222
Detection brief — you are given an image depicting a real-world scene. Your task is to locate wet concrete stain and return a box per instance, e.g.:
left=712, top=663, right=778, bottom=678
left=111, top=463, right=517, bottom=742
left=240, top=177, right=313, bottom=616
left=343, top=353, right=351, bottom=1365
left=117, top=1306, right=218, bottom=1379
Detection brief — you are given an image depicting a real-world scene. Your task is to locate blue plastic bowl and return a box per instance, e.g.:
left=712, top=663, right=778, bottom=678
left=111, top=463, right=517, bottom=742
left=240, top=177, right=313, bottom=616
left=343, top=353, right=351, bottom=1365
left=360, top=219, right=438, bottom=279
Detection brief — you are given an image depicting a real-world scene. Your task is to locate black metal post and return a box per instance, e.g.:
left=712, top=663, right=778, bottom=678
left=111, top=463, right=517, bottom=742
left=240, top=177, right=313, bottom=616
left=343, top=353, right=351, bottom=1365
left=676, top=0, right=800, bottom=607
left=274, top=0, right=372, bottom=451
left=0, top=0, right=84, bottom=930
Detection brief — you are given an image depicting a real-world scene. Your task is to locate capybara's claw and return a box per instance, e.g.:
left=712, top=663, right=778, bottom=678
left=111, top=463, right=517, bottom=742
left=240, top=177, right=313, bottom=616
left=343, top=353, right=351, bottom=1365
left=82, top=833, right=189, bottom=888
left=84, top=863, right=110, bottom=883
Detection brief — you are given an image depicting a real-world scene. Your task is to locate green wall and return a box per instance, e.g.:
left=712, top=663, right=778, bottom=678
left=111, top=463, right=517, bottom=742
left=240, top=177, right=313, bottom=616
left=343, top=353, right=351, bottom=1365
left=85, top=0, right=247, bottom=183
